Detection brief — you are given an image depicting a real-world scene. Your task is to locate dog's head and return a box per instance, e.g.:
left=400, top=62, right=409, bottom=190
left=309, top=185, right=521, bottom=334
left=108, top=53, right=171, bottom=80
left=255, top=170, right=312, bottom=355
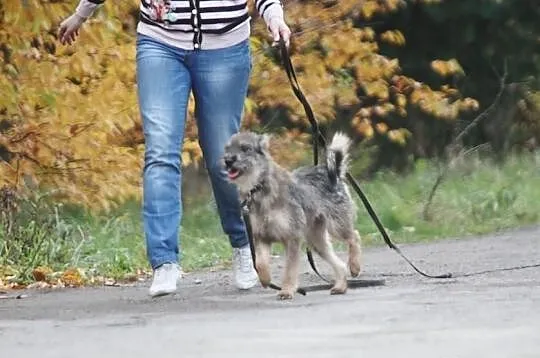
left=222, top=132, right=271, bottom=189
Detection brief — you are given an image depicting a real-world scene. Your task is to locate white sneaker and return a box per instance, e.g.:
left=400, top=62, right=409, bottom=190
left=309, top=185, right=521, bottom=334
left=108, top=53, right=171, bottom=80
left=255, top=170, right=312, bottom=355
left=232, top=245, right=259, bottom=290
left=148, top=263, right=182, bottom=297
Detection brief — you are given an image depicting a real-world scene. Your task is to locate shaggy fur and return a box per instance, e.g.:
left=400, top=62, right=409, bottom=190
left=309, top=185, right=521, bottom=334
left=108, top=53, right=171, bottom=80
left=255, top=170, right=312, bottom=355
left=222, top=131, right=362, bottom=299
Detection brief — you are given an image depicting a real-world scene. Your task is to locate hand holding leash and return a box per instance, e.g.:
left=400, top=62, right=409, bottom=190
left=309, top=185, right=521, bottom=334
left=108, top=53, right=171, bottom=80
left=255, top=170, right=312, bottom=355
left=268, top=16, right=291, bottom=48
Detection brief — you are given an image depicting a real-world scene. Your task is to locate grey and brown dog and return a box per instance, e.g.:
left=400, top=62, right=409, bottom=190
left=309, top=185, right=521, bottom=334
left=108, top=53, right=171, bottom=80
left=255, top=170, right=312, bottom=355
left=222, top=131, right=362, bottom=299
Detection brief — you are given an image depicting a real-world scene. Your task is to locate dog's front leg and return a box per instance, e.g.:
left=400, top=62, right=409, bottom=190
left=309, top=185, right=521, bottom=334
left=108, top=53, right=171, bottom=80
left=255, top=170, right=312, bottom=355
left=278, top=238, right=301, bottom=300
left=254, top=239, right=272, bottom=288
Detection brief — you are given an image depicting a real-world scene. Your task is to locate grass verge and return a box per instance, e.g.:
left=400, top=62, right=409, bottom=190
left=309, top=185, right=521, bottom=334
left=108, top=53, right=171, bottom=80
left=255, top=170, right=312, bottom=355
left=1, top=151, right=539, bottom=288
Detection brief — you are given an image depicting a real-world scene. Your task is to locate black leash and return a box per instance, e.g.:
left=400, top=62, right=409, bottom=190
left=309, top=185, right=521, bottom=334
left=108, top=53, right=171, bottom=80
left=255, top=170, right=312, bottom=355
left=277, top=39, right=453, bottom=280
left=277, top=39, right=540, bottom=281
left=240, top=39, right=539, bottom=295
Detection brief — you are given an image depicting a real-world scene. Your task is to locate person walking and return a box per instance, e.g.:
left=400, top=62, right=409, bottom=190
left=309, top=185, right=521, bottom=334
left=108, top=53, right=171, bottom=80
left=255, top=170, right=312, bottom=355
left=58, top=0, right=291, bottom=297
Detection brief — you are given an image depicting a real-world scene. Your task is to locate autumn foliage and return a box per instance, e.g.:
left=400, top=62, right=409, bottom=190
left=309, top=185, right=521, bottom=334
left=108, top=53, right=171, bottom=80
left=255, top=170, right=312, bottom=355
left=0, top=0, right=482, bottom=210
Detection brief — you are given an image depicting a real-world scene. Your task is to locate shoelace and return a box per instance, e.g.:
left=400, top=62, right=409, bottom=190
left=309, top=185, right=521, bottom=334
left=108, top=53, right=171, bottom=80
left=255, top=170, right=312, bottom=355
left=154, top=264, right=174, bottom=282
left=235, top=249, right=253, bottom=273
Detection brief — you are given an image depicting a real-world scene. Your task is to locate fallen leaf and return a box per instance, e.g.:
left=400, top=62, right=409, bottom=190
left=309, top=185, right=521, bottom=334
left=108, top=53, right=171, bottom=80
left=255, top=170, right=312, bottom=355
left=104, top=278, right=118, bottom=286
left=32, top=266, right=53, bottom=282
left=27, top=281, right=51, bottom=289
left=60, top=268, right=85, bottom=287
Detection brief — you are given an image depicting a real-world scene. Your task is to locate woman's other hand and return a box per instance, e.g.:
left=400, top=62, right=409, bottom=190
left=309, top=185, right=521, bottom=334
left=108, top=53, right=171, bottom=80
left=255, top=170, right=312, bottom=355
left=58, top=13, right=86, bottom=45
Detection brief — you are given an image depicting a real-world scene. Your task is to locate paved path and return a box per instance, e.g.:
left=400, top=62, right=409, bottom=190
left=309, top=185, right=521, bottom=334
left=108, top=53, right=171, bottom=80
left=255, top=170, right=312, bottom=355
left=1, top=226, right=539, bottom=358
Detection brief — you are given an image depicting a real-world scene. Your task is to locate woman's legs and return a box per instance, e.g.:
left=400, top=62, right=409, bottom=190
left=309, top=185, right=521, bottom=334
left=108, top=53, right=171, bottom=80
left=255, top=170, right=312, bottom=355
left=189, top=39, right=258, bottom=289
left=136, top=34, right=190, bottom=296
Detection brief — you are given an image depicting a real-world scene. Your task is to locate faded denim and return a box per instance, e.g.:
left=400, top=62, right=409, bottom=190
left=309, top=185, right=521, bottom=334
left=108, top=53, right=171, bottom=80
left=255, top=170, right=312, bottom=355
left=136, top=34, right=251, bottom=269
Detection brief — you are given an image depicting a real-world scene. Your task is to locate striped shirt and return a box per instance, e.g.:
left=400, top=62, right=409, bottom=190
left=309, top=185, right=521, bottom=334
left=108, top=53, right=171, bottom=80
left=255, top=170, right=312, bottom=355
left=75, top=0, right=283, bottom=50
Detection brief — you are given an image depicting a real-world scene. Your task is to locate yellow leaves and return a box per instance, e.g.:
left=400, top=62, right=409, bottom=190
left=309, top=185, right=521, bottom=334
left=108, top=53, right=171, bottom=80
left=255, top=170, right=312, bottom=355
left=0, top=0, right=148, bottom=211
left=406, top=80, right=479, bottom=121
left=268, top=130, right=310, bottom=169
left=181, top=152, right=192, bottom=167
left=32, top=266, right=53, bottom=282
left=352, top=116, right=374, bottom=139
left=335, top=85, right=361, bottom=107
left=0, top=0, right=481, bottom=211
left=357, top=0, right=406, bottom=20
left=376, top=122, right=389, bottom=134
left=387, top=128, right=411, bottom=146
left=362, top=79, right=390, bottom=101
left=182, top=139, right=203, bottom=168
left=359, top=28, right=377, bottom=42
left=460, top=97, right=480, bottom=112
left=360, top=1, right=381, bottom=20
left=355, top=55, right=400, bottom=85
left=396, top=93, right=407, bottom=108
left=243, top=97, right=258, bottom=115
left=431, top=59, right=465, bottom=77
left=321, top=25, right=379, bottom=71
left=380, top=30, right=406, bottom=46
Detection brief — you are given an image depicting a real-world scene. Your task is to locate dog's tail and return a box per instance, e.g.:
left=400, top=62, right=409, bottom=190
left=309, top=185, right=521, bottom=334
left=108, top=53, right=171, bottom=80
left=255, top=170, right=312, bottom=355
left=326, top=132, right=352, bottom=186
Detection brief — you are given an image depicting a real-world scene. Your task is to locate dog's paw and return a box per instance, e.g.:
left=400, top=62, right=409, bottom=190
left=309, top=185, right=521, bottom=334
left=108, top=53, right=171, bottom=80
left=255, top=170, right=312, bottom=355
left=349, top=260, right=361, bottom=277
left=277, top=290, right=294, bottom=300
left=330, top=283, right=347, bottom=295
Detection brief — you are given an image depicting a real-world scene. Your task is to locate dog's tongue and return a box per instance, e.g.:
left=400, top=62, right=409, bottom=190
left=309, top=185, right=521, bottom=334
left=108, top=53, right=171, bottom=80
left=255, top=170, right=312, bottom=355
left=228, top=169, right=240, bottom=179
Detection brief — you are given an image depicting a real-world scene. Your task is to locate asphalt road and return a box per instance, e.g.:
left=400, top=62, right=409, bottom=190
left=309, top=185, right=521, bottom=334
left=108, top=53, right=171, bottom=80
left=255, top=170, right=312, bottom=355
left=1, top=226, right=539, bottom=358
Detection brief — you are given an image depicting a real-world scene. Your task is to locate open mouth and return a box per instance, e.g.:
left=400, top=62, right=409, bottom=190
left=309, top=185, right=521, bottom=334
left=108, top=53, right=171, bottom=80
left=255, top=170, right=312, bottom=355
left=227, top=168, right=242, bottom=180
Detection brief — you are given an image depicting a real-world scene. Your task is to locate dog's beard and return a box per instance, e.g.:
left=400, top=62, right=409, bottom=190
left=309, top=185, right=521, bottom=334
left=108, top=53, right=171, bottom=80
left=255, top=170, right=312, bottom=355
left=229, top=165, right=264, bottom=193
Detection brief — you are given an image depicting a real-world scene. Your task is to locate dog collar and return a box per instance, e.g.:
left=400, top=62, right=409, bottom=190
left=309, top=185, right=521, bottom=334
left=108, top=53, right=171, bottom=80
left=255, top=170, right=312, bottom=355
left=240, top=182, right=264, bottom=214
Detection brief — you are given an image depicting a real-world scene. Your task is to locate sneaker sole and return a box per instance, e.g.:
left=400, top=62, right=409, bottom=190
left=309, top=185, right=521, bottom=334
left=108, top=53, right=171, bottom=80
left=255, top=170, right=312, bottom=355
left=149, top=277, right=181, bottom=298
left=235, top=277, right=259, bottom=290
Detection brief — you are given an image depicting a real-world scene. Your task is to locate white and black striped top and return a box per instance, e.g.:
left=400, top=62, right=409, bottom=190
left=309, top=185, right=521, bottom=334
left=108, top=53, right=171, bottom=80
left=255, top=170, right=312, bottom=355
left=76, top=0, right=284, bottom=50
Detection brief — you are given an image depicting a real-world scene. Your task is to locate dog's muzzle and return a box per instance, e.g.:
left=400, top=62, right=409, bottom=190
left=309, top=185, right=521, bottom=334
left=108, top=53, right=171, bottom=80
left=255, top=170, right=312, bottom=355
left=224, top=155, right=236, bottom=169
left=223, top=155, right=241, bottom=180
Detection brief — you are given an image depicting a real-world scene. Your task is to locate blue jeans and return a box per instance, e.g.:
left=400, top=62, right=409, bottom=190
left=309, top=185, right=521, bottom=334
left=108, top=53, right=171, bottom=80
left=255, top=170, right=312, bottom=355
left=136, top=34, right=251, bottom=269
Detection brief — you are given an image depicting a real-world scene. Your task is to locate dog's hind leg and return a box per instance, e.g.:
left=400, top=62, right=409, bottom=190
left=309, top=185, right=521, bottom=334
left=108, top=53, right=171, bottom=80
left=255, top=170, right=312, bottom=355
left=278, top=238, right=302, bottom=300
left=309, top=218, right=348, bottom=294
left=346, top=229, right=362, bottom=277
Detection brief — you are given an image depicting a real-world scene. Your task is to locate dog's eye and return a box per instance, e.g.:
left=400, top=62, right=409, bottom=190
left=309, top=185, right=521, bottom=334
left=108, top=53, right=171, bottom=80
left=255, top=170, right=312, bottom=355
left=240, top=144, right=252, bottom=152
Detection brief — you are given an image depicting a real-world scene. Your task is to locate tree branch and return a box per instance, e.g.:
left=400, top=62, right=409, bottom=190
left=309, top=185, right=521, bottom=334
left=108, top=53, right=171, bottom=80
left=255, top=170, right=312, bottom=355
left=422, top=59, right=508, bottom=220
left=453, top=59, right=508, bottom=145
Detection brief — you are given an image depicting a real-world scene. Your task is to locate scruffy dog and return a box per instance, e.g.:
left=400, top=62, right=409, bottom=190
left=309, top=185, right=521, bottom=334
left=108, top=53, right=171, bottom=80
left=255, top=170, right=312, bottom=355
left=222, top=131, right=362, bottom=299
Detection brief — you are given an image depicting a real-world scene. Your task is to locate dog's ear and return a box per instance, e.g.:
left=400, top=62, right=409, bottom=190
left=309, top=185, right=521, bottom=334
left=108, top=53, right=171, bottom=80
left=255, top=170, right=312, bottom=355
left=257, top=134, right=271, bottom=153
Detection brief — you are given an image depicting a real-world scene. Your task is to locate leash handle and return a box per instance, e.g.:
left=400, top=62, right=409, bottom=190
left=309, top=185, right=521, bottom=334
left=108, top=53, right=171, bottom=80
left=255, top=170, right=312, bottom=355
left=278, top=39, right=452, bottom=280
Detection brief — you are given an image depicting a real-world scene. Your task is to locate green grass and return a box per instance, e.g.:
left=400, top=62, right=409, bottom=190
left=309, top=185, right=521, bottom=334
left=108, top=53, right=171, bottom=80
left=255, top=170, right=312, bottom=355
left=1, top=152, right=539, bottom=285
left=353, top=153, right=540, bottom=245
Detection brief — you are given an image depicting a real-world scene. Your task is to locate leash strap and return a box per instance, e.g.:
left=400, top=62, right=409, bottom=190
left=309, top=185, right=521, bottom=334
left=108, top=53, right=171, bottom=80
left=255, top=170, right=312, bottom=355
left=278, top=40, right=323, bottom=166
left=278, top=39, right=452, bottom=280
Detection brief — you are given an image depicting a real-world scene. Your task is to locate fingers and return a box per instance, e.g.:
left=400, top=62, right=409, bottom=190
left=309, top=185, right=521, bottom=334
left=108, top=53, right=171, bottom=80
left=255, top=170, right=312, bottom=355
left=59, top=26, right=80, bottom=45
left=58, top=23, right=67, bottom=43
left=269, top=19, right=292, bottom=48
left=60, top=29, right=70, bottom=45
left=280, top=26, right=291, bottom=47
left=57, top=15, right=83, bottom=45
left=271, top=27, right=280, bottom=44
left=271, top=28, right=291, bottom=47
